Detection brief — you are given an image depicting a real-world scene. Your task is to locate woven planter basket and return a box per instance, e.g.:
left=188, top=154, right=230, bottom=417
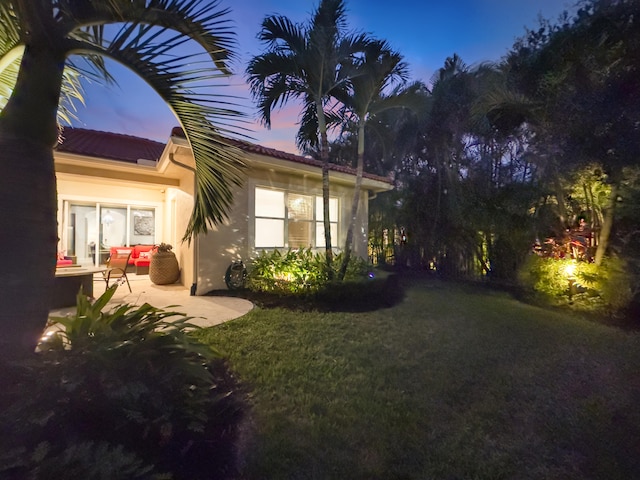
left=149, top=251, right=180, bottom=285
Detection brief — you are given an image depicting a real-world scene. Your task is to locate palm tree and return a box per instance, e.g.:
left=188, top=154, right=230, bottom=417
left=246, top=0, right=368, bottom=273
left=334, top=40, right=410, bottom=280
left=0, top=0, right=245, bottom=363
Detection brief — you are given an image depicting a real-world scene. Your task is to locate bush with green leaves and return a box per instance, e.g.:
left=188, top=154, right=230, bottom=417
left=245, top=248, right=372, bottom=296
left=518, top=254, right=634, bottom=315
left=0, top=286, right=246, bottom=480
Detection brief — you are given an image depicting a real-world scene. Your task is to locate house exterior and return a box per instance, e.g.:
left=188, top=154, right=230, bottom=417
left=55, top=127, right=393, bottom=294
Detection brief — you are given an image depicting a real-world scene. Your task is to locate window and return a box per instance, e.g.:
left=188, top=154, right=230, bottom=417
left=288, top=194, right=313, bottom=248
left=254, top=187, right=338, bottom=249
left=315, top=197, right=338, bottom=247
left=64, top=201, right=158, bottom=266
left=255, top=189, right=285, bottom=248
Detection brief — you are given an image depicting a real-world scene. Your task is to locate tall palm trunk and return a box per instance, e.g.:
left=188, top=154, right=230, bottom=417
left=0, top=45, right=64, bottom=362
left=317, top=101, right=334, bottom=277
left=338, top=120, right=365, bottom=281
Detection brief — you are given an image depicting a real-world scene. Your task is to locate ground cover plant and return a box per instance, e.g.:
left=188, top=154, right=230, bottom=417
left=0, top=286, right=247, bottom=479
left=196, top=278, right=640, bottom=479
left=233, top=248, right=404, bottom=311
left=245, top=248, right=371, bottom=295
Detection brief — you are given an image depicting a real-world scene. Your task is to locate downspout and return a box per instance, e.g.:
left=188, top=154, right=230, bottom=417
left=169, top=153, right=198, bottom=295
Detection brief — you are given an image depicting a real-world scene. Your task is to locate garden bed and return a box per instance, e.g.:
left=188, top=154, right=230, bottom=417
left=206, top=272, right=404, bottom=312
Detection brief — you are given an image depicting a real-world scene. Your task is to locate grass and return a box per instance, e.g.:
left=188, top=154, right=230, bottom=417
left=196, top=278, right=640, bottom=479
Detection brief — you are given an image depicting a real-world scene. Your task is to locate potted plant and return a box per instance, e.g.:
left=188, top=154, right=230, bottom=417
left=150, top=243, right=180, bottom=285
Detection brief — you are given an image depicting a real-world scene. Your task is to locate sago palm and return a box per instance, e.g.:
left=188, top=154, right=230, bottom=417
left=246, top=0, right=368, bottom=271
left=0, top=0, right=245, bottom=362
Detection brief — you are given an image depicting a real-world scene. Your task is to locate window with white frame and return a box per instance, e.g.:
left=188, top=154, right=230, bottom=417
left=315, top=196, right=338, bottom=247
left=62, top=201, right=158, bottom=266
left=254, top=187, right=338, bottom=249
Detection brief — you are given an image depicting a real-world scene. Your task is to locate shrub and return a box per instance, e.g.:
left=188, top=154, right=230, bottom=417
left=245, top=248, right=372, bottom=296
left=0, top=285, right=246, bottom=480
left=518, top=254, right=635, bottom=315
left=577, top=256, right=635, bottom=314
left=332, top=251, right=371, bottom=281
left=518, top=255, right=576, bottom=301
left=0, top=441, right=162, bottom=480
left=315, top=272, right=403, bottom=311
left=246, top=248, right=327, bottom=295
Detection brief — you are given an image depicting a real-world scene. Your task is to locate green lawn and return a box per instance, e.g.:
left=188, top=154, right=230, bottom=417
left=196, top=279, right=640, bottom=480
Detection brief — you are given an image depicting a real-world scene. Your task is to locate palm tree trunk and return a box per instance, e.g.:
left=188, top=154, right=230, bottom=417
left=317, top=101, right=334, bottom=278
left=0, top=45, right=64, bottom=363
left=338, top=121, right=365, bottom=281
left=0, top=135, right=58, bottom=362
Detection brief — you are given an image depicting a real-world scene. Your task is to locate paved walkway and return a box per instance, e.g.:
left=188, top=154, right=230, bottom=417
left=48, top=274, right=254, bottom=329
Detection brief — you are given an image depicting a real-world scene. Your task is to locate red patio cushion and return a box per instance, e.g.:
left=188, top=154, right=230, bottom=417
left=110, top=246, right=135, bottom=264
left=133, top=244, right=154, bottom=259
left=134, top=249, right=152, bottom=267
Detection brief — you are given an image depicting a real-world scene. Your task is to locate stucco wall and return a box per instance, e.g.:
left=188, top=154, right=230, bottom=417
left=165, top=187, right=195, bottom=290
left=195, top=167, right=370, bottom=294
left=195, top=182, right=249, bottom=294
left=57, top=176, right=166, bottom=204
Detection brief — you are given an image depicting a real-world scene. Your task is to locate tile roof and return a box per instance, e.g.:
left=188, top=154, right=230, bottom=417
left=56, top=127, right=165, bottom=163
left=171, top=127, right=393, bottom=185
left=56, top=126, right=393, bottom=186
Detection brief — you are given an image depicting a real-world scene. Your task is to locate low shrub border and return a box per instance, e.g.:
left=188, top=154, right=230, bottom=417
left=208, top=271, right=403, bottom=312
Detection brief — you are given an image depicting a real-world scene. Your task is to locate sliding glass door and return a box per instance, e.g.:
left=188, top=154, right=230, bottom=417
left=63, top=201, right=158, bottom=266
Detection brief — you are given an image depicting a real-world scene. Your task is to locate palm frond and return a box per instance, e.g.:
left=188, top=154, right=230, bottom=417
left=259, top=15, right=306, bottom=54
left=101, top=43, right=246, bottom=239
left=247, top=51, right=306, bottom=127
left=296, top=99, right=344, bottom=153
left=310, top=0, right=347, bottom=50
left=60, top=0, right=248, bottom=239
left=0, top=33, right=85, bottom=125
left=296, top=99, right=319, bottom=151
left=62, top=0, right=236, bottom=70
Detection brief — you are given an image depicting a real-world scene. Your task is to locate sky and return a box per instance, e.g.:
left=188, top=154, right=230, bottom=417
left=69, top=0, right=577, bottom=154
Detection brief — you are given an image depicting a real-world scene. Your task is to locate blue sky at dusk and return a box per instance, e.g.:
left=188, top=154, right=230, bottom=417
left=70, top=0, right=577, bottom=154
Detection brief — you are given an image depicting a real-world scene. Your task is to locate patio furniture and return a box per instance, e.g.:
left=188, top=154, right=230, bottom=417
left=103, top=250, right=132, bottom=292
left=109, top=245, right=154, bottom=273
left=56, top=251, right=77, bottom=267
left=53, top=266, right=106, bottom=308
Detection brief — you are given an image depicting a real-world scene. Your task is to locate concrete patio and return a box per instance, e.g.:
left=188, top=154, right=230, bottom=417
left=48, top=273, right=254, bottom=329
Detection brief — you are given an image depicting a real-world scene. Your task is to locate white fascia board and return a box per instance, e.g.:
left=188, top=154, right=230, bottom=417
left=157, top=135, right=191, bottom=174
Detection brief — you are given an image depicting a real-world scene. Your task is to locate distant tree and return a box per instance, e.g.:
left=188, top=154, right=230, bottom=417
left=502, top=0, right=640, bottom=265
